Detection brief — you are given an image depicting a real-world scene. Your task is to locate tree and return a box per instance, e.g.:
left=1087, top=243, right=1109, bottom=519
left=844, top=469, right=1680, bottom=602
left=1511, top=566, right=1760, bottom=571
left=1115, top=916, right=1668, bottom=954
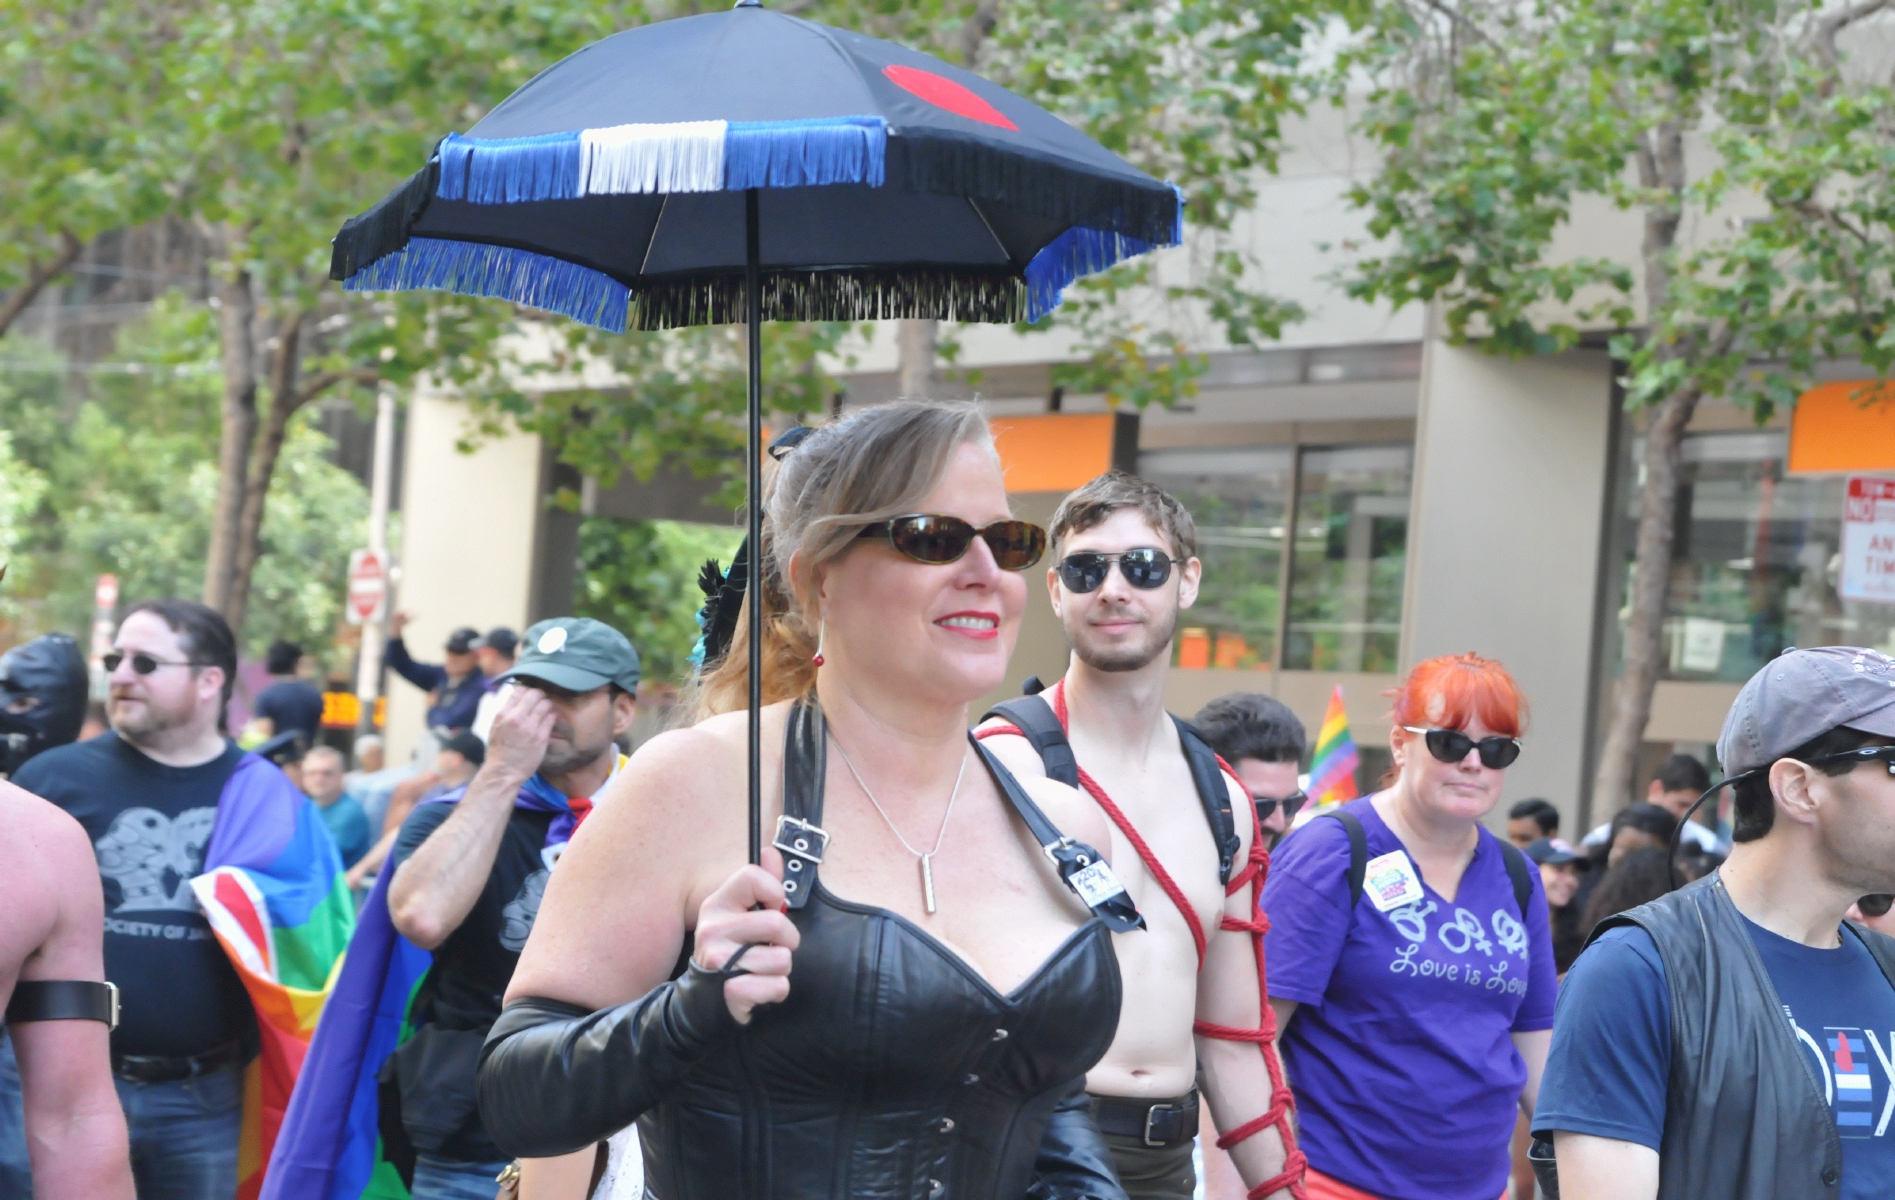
left=574, top=518, right=745, bottom=686
left=1339, top=0, right=1895, bottom=811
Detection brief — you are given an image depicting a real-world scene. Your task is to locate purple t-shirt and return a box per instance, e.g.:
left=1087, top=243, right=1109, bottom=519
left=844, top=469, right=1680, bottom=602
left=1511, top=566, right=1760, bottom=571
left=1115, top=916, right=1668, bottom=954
left=1260, top=796, right=1556, bottom=1200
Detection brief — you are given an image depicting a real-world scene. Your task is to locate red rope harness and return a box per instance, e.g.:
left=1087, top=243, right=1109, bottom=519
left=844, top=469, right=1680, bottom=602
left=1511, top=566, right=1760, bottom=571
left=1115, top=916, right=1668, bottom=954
left=978, top=684, right=1307, bottom=1199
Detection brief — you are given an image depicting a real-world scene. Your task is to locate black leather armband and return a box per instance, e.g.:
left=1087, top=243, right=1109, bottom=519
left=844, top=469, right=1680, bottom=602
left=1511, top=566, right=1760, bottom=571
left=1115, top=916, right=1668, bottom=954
left=4, top=981, right=119, bottom=1028
left=477, top=959, right=742, bottom=1158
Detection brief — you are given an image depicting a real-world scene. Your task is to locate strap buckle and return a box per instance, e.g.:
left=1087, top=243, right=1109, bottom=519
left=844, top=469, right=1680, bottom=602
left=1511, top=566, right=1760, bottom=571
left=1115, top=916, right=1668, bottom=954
left=105, top=981, right=120, bottom=1030
left=1042, top=836, right=1082, bottom=866
left=773, top=815, right=829, bottom=864
left=1143, top=1102, right=1184, bottom=1147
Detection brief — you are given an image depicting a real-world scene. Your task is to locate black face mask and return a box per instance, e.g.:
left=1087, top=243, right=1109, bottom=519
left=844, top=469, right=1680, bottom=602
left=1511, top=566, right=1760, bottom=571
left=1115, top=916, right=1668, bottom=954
left=0, top=633, right=90, bottom=776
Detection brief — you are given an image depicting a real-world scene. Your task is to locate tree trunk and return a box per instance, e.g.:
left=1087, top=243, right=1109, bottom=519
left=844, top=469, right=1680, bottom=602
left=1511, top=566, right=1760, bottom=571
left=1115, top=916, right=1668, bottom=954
left=225, top=311, right=305, bottom=642
left=204, top=252, right=260, bottom=621
left=897, top=319, right=937, bottom=399
left=0, top=231, right=83, bottom=339
left=1589, top=119, right=1689, bottom=819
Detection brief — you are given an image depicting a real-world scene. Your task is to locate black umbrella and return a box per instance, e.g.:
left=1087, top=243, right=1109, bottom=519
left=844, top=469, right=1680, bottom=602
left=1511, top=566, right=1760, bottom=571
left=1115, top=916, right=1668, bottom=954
left=331, top=0, right=1182, bottom=864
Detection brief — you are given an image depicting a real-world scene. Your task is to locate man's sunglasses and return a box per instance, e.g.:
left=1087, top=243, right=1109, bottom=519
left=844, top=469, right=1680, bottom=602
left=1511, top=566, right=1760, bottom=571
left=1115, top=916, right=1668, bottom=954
left=1057, top=548, right=1183, bottom=594
left=855, top=514, right=1047, bottom=571
left=1806, top=745, right=1895, bottom=775
left=1402, top=726, right=1523, bottom=770
left=1254, top=790, right=1308, bottom=823
left=102, top=651, right=203, bottom=676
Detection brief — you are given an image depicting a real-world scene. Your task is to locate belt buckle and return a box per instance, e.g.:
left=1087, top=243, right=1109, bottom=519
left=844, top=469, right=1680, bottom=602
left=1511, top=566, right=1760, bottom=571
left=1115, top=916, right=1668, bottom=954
left=1143, top=1102, right=1180, bottom=1147
left=773, top=815, right=829, bottom=864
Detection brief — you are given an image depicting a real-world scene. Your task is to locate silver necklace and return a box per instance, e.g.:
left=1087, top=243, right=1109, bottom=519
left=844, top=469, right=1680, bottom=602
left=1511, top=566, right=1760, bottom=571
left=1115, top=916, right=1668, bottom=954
left=829, top=734, right=968, bottom=915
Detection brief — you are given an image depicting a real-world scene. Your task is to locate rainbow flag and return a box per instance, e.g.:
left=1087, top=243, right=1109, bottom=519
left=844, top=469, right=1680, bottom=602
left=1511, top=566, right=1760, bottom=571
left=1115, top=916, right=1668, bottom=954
left=191, top=754, right=355, bottom=1200
left=1308, top=685, right=1360, bottom=805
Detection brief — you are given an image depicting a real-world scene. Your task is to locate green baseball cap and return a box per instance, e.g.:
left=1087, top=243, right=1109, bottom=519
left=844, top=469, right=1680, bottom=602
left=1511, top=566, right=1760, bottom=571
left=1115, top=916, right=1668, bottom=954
left=499, top=618, right=640, bottom=693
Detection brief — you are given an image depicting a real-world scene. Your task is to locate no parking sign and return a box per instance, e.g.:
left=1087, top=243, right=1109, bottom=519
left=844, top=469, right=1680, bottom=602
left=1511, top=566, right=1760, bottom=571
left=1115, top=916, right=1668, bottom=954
left=1841, top=477, right=1895, bottom=602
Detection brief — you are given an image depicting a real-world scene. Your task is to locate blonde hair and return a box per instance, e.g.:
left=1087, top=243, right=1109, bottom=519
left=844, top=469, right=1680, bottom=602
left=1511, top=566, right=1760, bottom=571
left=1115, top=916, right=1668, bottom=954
left=693, top=401, right=998, bottom=718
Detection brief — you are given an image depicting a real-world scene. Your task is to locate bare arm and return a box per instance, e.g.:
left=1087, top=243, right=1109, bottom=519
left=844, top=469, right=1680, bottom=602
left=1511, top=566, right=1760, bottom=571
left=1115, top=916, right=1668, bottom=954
left=1553, top=1132, right=1658, bottom=1200
left=1512, top=1029, right=1550, bottom=1117
left=5, top=791, right=134, bottom=1200
left=1196, top=802, right=1290, bottom=1199
left=389, top=690, right=551, bottom=950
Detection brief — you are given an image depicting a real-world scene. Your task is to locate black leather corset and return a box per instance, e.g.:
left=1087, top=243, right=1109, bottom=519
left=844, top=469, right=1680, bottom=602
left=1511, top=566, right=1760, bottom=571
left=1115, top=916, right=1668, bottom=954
left=640, top=700, right=1123, bottom=1200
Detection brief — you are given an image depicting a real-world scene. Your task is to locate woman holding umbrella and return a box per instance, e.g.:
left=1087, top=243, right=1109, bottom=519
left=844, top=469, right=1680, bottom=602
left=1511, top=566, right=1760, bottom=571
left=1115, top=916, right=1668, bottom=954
left=479, top=401, right=1143, bottom=1199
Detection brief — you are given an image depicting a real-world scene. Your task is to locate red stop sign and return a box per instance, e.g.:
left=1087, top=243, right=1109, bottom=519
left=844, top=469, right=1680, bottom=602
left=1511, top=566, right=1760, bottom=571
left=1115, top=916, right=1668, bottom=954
left=347, top=550, right=385, bottom=623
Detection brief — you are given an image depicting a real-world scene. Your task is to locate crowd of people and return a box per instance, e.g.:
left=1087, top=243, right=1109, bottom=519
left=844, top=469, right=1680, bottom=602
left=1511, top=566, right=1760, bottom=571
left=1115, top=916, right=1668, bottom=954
left=1, top=398, right=1893, bottom=1200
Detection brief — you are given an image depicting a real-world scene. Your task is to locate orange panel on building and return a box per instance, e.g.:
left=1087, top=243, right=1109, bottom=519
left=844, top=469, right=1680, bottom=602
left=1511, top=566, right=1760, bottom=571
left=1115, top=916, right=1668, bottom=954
left=1789, top=381, right=1895, bottom=474
left=990, top=414, right=1117, bottom=492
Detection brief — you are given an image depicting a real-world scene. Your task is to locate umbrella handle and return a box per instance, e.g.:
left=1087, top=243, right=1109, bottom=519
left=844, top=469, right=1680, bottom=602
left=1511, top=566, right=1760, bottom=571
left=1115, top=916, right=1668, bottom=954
left=746, top=188, right=764, bottom=867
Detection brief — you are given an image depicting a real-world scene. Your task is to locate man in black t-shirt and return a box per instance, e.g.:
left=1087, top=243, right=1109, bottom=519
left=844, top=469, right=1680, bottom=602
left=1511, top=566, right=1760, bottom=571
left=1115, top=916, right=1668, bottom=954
left=251, top=640, right=325, bottom=743
left=1, top=600, right=255, bottom=1200
left=386, top=617, right=639, bottom=1198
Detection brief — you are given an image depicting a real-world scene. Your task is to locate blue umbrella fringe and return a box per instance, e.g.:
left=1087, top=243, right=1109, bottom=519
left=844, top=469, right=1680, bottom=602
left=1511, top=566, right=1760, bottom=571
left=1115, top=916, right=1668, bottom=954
left=343, top=237, right=630, bottom=334
left=724, top=117, right=887, bottom=189
left=894, top=131, right=1182, bottom=247
left=329, top=162, right=438, bottom=282
left=627, top=269, right=1024, bottom=331
left=1023, top=227, right=1168, bottom=324
left=437, top=132, right=583, bottom=204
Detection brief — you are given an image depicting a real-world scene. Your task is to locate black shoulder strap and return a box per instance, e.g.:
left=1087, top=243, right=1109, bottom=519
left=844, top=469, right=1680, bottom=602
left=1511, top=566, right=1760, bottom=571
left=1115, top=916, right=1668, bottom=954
left=1498, top=838, right=1534, bottom=920
left=1324, top=811, right=1369, bottom=908
left=4, top=980, right=119, bottom=1027
left=971, top=738, right=1144, bottom=933
left=1172, top=717, right=1240, bottom=885
left=773, top=696, right=829, bottom=911
left=983, top=694, right=1078, bottom=787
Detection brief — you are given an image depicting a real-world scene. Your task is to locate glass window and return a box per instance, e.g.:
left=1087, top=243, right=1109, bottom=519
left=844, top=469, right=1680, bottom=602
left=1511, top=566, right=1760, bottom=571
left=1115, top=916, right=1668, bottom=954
left=1283, top=444, right=1413, bottom=673
left=1139, top=446, right=1293, bottom=669
left=1612, top=430, right=1895, bottom=683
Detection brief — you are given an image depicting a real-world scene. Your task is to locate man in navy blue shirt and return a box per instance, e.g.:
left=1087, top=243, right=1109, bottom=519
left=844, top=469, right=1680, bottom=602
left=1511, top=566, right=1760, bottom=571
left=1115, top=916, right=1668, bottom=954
left=1537, top=647, right=1895, bottom=1200
left=384, top=614, right=486, bottom=736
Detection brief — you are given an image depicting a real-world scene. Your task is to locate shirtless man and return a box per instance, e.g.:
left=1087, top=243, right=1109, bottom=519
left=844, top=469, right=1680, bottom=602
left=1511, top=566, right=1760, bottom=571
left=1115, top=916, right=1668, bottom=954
left=0, top=781, right=135, bottom=1200
left=979, top=471, right=1299, bottom=1200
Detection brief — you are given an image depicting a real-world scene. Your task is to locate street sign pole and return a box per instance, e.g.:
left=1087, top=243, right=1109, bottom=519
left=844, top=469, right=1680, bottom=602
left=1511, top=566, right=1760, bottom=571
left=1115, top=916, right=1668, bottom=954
left=353, top=387, right=398, bottom=748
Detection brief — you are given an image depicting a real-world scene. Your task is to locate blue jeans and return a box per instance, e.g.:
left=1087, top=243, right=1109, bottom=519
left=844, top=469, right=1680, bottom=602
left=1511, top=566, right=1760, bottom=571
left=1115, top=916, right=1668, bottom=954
left=0, top=1032, right=242, bottom=1200
left=411, top=1153, right=513, bottom=1200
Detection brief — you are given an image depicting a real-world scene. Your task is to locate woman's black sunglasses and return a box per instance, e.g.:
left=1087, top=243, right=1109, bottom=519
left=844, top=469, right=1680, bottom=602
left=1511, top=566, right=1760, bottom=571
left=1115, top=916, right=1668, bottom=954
left=1057, top=548, right=1182, bottom=594
left=1402, top=725, right=1522, bottom=770
left=1253, top=790, right=1308, bottom=823
left=856, top=514, right=1047, bottom=571
left=102, top=651, right=201, bottom=676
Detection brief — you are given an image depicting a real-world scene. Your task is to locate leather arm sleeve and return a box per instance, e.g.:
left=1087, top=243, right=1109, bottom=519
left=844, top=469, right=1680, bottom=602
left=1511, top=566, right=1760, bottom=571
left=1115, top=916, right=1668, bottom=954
left=1026, top=1081, right=1128, bottom=1200
left=476, top=961, right=740, bottom=1158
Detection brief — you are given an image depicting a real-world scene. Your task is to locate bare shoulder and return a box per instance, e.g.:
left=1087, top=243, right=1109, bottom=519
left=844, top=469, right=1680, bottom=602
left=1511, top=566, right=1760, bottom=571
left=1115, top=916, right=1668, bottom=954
left=1016, top=774, right=1113, bottom=860
left=973, top=720, right=1049, bottom=780
left=1218, top=768, right=1256, bottom=859
left=0, top=782, right=100, bottom=975
left=0, top=782, right=94, bottom=879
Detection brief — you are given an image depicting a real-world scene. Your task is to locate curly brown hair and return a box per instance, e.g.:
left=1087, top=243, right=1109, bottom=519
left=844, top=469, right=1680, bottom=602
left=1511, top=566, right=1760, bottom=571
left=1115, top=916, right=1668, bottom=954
left=1047, top=469, right=1196, bottom=560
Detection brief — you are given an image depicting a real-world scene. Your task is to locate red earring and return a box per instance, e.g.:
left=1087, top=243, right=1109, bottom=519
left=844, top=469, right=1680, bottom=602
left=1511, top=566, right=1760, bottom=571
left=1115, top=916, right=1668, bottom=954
left=812, top=620, right=826, bottom=667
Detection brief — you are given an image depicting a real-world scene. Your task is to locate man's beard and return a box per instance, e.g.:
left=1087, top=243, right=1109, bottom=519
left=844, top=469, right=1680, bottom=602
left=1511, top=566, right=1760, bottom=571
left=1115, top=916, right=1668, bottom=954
left=1071, top=605, right=1180, bottom=674
left=540, top=735, right=610, bottom=779
left=111, top=690, right=196, bottom=744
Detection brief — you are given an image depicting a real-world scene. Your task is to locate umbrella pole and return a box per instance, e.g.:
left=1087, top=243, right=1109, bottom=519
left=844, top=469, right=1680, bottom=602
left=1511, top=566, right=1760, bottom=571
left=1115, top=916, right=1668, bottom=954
left=745, top=187, right=763, bottom=867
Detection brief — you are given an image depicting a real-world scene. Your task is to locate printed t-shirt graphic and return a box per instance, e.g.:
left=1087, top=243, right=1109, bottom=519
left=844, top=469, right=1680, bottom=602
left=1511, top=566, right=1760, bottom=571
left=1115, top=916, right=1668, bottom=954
left=11, top=733, right=253, bottom=1057
left=1536, top=913, right=1895, bottom=1199
left=1259, top=796, right=1557, bottom=1200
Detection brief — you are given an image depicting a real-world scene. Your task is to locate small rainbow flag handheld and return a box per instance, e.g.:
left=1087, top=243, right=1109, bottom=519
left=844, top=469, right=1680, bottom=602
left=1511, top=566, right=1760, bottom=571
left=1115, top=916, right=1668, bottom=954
left=1308, top=685, right=1361, bottom=805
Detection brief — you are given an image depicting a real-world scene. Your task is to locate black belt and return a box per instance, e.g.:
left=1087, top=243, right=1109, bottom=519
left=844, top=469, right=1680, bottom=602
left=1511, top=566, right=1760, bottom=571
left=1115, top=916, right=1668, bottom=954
left=1089, top=1090, right=1200, bottom=1147
left=112, top=1040, right=244, bottom=1084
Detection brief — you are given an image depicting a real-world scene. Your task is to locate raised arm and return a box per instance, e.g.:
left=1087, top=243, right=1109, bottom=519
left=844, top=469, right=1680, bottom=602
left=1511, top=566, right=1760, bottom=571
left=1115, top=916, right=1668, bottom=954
left=383, top=618, right=445, bottom=693
left=5, top=790, right=134, bottom=1200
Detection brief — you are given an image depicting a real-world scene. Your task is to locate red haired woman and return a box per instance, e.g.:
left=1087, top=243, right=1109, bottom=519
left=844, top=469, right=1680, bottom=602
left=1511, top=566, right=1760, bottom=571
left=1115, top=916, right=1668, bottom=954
left=1258, top=654, right=1555, bottom=1200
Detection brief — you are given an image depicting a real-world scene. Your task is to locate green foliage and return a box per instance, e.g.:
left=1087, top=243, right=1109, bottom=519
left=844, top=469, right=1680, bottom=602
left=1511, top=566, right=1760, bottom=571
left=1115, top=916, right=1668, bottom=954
left=0, top=301, right=368, bottom=659
left=1340, top=0, right=1895, bottom=417
left=573, top=517, right=744, bottom=686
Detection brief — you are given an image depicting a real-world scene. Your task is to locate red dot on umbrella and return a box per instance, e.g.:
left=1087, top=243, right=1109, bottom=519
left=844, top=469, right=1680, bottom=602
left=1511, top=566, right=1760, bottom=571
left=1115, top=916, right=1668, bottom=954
left=883, top=64, right=1019, bottom=131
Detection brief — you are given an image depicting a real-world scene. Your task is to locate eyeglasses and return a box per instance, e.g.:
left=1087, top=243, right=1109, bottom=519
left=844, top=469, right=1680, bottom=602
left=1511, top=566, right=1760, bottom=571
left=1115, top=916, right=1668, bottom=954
left=855, top=514, right=1047, bottom=571
left=102, top=651, right=202, bottom=676
left=1402, top=726, right=1522, bottom=770
left=1253, top=790, right=1308, bottom=823
left=1859, top=894, right=1895, bottom=919
left=1056, top=548, right=1183, bottom=594
left=1805, top=745, right=1895, bottom=775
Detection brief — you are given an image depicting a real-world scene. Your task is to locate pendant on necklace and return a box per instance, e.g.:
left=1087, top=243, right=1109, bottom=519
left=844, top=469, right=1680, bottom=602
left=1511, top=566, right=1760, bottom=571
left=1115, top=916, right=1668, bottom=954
left=920, top=854, right=938, bottom=915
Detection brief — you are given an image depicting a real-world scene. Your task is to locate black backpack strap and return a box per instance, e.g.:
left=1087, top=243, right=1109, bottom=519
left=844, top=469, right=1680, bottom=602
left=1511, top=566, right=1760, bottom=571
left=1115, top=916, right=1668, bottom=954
left=972, top=738, right=1144, bottom=933
left=773, top=695, right=829, bottom=911
left=982, top=694, right=1078, bottom=788
left=4, top=980, right=119, bottom=1027
left=1324, top=811, right=1369, bottom=908
left=1498, top=838, right=1534, bottom=919
left=1172, top=717, right=1241, bottom=885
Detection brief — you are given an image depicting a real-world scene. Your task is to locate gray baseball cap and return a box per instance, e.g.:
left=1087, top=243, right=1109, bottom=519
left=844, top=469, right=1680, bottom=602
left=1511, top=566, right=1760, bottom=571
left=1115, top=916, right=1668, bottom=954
left=1717, top=646, right=1895, bottom=775
left=499, top=618, right=640, bottom=693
